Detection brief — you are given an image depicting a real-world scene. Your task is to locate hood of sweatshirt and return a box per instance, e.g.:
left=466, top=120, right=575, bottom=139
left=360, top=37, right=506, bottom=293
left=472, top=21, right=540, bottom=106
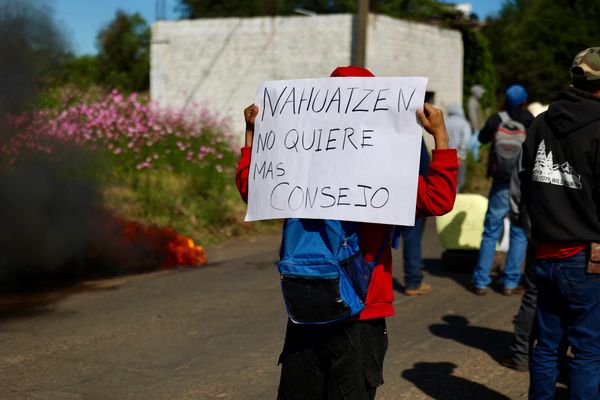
left=447, top=104, right=465, bottom=118
left=330, top=66, right=375, bottom=77
left=546, top=87, right=600, bottom=137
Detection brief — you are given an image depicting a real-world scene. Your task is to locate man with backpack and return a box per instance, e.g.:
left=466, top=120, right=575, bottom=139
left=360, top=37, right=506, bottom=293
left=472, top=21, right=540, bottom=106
left=471, top=84, right=534, bottom=296
left=235, top=66, right=458, bottom=400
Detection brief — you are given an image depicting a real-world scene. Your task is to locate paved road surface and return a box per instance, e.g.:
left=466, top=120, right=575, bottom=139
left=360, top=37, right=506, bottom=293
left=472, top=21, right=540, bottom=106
left=0, top=222, right=552, bottom=399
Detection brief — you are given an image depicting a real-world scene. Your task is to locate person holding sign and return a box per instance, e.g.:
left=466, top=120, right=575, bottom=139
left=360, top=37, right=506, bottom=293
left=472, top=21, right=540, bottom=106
left=236, top=66, right=457, bottom=400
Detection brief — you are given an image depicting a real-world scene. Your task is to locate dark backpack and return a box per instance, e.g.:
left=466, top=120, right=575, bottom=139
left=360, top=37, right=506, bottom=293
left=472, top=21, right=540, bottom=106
left=489, top=111, right=527, bottom=180
left=277, top=218, right=389, bottom=324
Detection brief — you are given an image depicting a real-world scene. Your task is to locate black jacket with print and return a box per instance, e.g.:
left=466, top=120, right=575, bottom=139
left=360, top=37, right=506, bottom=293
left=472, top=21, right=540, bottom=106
left=521, top=87, right=600, bottom=242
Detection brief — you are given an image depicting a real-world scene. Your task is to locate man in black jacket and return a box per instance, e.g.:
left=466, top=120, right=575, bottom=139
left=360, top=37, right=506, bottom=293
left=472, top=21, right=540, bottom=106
left=521, top=47, right=600, bottom=400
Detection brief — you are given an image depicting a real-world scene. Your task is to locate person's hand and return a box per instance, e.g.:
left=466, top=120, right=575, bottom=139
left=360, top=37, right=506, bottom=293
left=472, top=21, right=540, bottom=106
left=244, top=103, right=258, bottom=129
left=416, top=102, right=449, bottom=150
left=244, top=104, right=259, bottom=147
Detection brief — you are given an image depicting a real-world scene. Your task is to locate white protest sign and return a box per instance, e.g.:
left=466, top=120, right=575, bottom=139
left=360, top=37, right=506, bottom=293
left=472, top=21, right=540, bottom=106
left=245, top=76, right=428, bottom=226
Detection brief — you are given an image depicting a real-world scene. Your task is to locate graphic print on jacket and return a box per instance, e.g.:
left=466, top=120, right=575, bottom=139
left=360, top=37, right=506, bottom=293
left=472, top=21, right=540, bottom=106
left=532, top=140, right=582, bottom=190
left=521, top=87, right=600, bottom=243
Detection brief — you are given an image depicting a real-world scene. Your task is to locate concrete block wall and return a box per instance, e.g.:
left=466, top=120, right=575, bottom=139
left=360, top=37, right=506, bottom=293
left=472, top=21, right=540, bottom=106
left=367, top=14, right=463, bottom=110
left=151, top=14, right=463, bottom=136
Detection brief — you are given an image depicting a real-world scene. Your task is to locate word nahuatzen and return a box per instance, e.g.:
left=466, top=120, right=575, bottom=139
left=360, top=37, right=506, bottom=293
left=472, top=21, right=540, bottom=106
left=260, top=85, right=416, bottom=121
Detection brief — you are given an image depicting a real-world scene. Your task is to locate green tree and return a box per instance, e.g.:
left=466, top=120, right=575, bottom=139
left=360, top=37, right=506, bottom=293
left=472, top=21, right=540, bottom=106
left=60, top=55, right=101, bottom=88
left=483, top=0, right=600, bottom=103
left=177, top=0, right=356, bottom=18
left=178, top=0, right=278, bottom=17
left=375, top=0, right=460, bottom=23
left=96, top=11, right=150, bottom=92
left=462, top=28, right=496, bottom=111
left=292, top=0, right=356, bottom=14
left=177, top=0, right=477, bottom=20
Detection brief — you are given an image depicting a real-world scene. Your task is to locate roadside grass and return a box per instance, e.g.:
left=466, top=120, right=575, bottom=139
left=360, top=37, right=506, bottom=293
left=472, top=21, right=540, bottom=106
left=102, top=168, right=281, bottom=246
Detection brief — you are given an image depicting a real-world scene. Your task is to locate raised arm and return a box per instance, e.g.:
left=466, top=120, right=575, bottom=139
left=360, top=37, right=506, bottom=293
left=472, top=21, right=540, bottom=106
left=417, top=102, right=449, bottom=150
left=235, top=104, right=258, bottom=203
left=415, top=103, right=458, bottom=217
left=244, top=104, right=258, bottom=147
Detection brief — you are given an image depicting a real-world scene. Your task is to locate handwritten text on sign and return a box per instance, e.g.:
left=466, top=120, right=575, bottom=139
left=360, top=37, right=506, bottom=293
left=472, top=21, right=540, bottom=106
left=245, top=77, right=428, bottom=225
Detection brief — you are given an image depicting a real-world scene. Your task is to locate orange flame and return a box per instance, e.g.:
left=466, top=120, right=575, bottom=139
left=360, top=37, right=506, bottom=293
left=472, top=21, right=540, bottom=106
left=101, top=213, right=207, bottom=270
left=163, top=232, right=207, bottom=268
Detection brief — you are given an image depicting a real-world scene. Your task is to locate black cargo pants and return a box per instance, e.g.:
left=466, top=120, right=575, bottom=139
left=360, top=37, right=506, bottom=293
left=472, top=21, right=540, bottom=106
left=277, top=318, right=388, bottom=400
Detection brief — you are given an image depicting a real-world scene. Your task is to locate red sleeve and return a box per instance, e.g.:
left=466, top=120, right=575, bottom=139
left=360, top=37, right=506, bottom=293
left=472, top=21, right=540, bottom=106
left=415, top=149, right=458, bottom=217
left=235, top=146, right=252, bottom=204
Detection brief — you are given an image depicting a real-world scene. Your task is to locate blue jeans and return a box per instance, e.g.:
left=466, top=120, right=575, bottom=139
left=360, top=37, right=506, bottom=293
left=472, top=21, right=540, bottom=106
left=472, top=181, right=527, bottom=289
left=529, top=253, right=600, bottom=400
left=400, top=218, right=424, bottom=289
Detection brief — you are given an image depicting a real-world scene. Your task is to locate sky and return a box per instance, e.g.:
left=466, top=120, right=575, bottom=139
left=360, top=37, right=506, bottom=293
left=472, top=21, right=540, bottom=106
left=52, top=0, right=505, bottom=56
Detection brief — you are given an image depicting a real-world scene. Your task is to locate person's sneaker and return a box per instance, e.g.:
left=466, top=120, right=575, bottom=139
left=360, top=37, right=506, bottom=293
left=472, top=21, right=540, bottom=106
left=471, top=286, right=487, bottom=296
left=502, top=286, right=524, bottom=296
left=404, top=283, right=431, bottom=296
left=498, top=355, right=529, bottom=372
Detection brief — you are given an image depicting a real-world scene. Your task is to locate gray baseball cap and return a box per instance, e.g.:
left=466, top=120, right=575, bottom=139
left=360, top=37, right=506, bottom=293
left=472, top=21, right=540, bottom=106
left=571, top=47, right=600, bottom=81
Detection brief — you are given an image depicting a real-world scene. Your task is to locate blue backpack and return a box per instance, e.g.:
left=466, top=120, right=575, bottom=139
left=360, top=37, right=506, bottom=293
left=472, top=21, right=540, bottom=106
left=277, top=218, right=390, bottom=324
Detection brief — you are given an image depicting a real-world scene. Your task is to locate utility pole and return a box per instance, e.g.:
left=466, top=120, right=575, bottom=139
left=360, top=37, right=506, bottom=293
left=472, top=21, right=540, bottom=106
left=355, top=0, right=369, bottom=67
left=155, top=0, right=166, bottom=21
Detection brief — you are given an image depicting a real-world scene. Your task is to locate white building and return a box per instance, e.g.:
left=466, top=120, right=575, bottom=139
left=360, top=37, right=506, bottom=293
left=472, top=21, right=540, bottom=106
left=151, top=13, right=463, bottom=133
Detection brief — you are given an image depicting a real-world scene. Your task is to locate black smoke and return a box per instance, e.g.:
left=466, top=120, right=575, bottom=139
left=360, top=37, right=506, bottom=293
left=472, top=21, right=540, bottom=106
left=0, top=156, right=103, bottom=288
left=0, top=1, right=108, bottom=290
left=0, top=1, right=179, bottom=291
left=0, top=0, right=69, bottom=116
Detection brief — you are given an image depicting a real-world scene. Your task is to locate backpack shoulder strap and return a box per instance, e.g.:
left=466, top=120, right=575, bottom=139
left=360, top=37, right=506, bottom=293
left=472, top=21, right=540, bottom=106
left=344, top=223, right=392, bottom=265
left=372, top=226, right=393, bottom=265
left=498, top=111, right=511, bottom=123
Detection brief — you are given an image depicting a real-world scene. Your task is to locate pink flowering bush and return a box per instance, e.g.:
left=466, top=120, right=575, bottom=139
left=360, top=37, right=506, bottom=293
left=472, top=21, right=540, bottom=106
left=0, top=89, right=243, bottom=239
left=3, top=90, right=236, bottom=172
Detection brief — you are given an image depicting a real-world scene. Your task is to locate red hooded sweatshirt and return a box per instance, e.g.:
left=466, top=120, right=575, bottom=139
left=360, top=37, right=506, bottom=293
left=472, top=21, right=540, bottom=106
left=236, top=66, right=458, bottom=320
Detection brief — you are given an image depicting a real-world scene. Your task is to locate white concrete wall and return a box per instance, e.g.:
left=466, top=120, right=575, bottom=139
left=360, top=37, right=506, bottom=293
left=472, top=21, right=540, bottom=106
left=366, top=14, right=463, bottom=110
left=151, top=14, right=463, bottom=135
